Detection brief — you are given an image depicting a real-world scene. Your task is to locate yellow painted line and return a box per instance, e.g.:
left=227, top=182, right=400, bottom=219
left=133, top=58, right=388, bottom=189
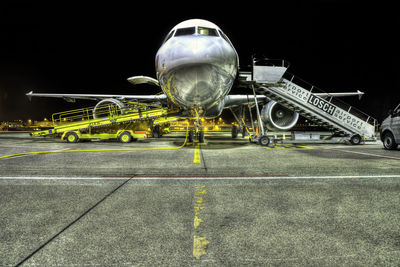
left=261, top=144, right=313, bottom=149
left=296, top=145, right=313, bottom=149
left=193, top=236, right=210, bottom=260
left=194, top=204, right=205, bottom=215
left=193, top=143, right=201, bottom=163
left=196, top=197, right=205, bottom=203
left=192, top=185, right=208, bottom=259
left=195, top=189, right=207, bottom=195
left=193, top=215, right=204, bottom=229
left=0, top=124, right=189, bottom=160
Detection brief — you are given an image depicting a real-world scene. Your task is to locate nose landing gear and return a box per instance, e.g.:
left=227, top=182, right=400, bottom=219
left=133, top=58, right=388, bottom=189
left=188, top=127, right=205, bottom=144
left=188, top=110, right=205, bottom=144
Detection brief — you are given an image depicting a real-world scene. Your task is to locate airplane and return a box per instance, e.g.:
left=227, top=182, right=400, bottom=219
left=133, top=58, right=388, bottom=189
left=26, top=19, right=364, bottom=144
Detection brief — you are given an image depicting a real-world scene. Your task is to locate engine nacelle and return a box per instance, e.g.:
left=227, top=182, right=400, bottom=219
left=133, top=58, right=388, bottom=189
left=261, top=101, right=299, bottom=131
left=202, top=99, right=225, bottom=118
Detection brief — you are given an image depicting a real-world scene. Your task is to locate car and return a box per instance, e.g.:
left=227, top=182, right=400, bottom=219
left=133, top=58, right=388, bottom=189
left=381, top=104, right=400, bottom=150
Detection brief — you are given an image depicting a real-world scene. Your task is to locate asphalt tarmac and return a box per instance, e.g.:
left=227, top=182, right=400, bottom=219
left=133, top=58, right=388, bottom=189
left=1, top=132, right=400, bottom=266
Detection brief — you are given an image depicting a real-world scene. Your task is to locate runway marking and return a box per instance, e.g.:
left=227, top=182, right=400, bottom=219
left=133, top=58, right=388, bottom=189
left=193, top=143, right=201, bottom=163
left=262, top=144, right=313, bottom=149
left=324, top=147, right=400, bottom=161
left=193, top=216, right=204, bottom=229
left=193, top=236, right=210, bottom=260
left=0, top=129, right=189, bottom=160
left=0, top=148, right=71, bottom=160
left=0, top=154, right=34, bottom=160
left=193, top=185, right=208, bottom=260
left=2, top=175, right=400, bottom=181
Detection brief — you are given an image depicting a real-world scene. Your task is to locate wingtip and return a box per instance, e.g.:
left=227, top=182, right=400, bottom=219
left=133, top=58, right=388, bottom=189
left=357, top=90, right=364, bottom=100
left=26, top=91, right=33, bottom=101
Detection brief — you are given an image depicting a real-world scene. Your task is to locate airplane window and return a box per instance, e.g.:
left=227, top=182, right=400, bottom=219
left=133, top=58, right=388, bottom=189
left=198, top=27, right=218, bottom=36
left=175, top=27, right=196, bottom=36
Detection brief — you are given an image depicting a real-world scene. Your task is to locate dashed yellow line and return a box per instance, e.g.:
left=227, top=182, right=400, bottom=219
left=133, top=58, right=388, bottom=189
left=193, top=216, right=204, bottom=229
left=193, top=236, right=210, bottom=260
left=193, top=185, right=209, bottom=260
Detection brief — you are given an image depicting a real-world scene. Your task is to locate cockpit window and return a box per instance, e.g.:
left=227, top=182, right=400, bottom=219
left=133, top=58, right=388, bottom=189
left=163, top=30, right=174, bottom=43
left=174, top=27, right=196, bottom=36
left=198, top=27, right=218, bottom=36
left=218, top=30, right=233, bottom=46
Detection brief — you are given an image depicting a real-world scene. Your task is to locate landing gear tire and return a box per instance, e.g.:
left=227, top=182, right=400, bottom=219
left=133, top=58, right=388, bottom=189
left=258, top=135, right=270, bottom=146
left=152, top=125, right=161, bottom=138
left=383, top=132, right=398, bottom=150
left=119, top=131, right=132, bottom=143
left=350, top=134, right=362, bottom=145
left=199, top=130, right=205, bottom=143
left=65, top=132, right=79, bottom=143
left=188, top=130, right=194, bottom=143
left=232, top=125, right=238, bottom=138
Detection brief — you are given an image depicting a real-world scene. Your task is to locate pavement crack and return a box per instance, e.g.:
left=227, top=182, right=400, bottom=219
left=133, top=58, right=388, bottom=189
left=14, top=177, right=132, bottom=266
left=200, top=145, right=208, bottom=173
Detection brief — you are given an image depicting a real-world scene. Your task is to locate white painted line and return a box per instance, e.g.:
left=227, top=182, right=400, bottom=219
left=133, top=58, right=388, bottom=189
left=325, top=148, right=400, bottom=160
left=0, top=175, right=400, bottom=181
left=0, top=176, right=130, bottom=181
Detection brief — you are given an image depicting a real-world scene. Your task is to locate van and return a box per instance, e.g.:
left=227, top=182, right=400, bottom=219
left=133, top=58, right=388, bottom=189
left=381, top=104, right=400, bottom=150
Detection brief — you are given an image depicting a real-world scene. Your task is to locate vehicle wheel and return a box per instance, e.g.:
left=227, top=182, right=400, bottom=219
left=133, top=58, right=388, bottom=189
left=152, top=125, right=160, bottom=138
left=199, top=131, right=205, bottom=143
left=65, top=132, right=79, bottom=143
left=119, top=131, right=132, bottom=143
left=258, top=135, right=270, bottom=146
left=383, top=132, right=398, bottom=150
left=242, top=126, right=247, bottom=138
left=350, top=134, right=362, bottom=145
left=232, top=125, right=238, bottom=138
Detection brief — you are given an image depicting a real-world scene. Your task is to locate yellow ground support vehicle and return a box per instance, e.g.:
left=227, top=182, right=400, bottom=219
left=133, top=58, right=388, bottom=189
left=30, top=102, right=179, bottom=143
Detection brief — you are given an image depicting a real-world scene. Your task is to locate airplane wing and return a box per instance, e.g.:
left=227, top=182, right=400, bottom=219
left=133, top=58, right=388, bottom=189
left=26, top=91, right=167, bottom=103
left=223, top=95, right=268, bottom=108
left=222, top=90, right=364, bottom=109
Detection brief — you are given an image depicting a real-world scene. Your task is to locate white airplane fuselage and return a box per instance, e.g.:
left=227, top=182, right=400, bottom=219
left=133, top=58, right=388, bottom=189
left=155, top=19, right=238, bottom=117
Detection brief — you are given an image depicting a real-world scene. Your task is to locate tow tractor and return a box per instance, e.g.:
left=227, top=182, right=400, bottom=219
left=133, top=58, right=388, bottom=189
left=30, top=101, right=180, bottom=143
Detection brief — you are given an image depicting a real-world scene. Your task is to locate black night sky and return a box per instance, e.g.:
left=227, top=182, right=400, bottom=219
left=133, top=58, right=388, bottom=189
left=0, top=2, right=398, bottom=122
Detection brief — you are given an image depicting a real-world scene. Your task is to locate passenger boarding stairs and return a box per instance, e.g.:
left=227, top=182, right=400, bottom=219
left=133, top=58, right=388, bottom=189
left=239, top=58, right=377, bottom=142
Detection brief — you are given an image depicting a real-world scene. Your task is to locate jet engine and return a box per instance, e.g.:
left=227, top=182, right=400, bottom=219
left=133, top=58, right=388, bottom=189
left=261, top=101, right=299, bottom=131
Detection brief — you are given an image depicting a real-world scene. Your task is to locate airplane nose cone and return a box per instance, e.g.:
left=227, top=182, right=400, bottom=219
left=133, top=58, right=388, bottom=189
left=157, top=36, right=238, bottom=111
left=171, top=63, right=232, bottom=109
